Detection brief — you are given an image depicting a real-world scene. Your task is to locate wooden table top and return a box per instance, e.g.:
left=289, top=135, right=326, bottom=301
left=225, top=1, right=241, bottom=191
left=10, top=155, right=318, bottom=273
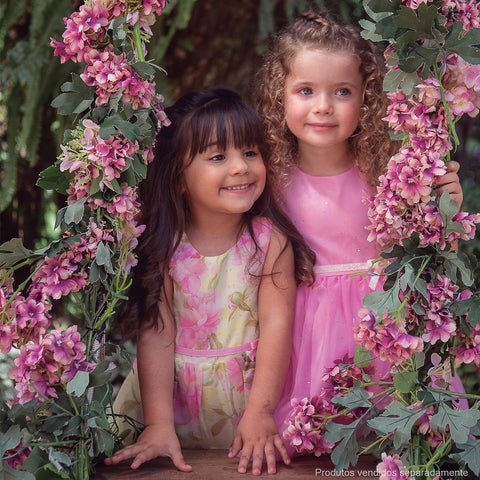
left=94, top=450, right=379, bottom=479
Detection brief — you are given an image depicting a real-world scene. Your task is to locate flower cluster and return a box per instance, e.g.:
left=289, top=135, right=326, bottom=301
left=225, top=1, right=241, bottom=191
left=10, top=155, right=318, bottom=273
left=1, top=1, right=169, bottom=477
left=367, top=53, right=480, bottom=247
left=284, top=396, right=337, bottom=455
left=284, top=356, right=379, bottom=455
left=50, top=0, right=167, bottom=64
left=9, top=326, right=94, bottom=404
left=377, top=453, right=415, bottom=480
left=354, top=308, right=424, bottom=364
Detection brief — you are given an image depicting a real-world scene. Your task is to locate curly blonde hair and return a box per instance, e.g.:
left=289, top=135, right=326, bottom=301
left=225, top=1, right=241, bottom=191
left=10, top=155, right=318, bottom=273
left=255, top=10, right=397, bottom=190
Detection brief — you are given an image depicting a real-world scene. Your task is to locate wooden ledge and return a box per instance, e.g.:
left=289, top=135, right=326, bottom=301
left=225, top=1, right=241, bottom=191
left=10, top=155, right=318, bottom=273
left=94, top=450, right=379, bottom=479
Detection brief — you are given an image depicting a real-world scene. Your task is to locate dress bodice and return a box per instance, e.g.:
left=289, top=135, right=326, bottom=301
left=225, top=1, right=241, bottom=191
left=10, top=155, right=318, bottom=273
left=282, top=165, right=378, bottom=266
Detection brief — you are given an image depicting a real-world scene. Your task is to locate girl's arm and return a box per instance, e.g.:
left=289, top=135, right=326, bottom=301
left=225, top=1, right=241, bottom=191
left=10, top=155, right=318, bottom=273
left=229, top=226, right=296, bottom=475
left=104, top=275, right=192, bottom=472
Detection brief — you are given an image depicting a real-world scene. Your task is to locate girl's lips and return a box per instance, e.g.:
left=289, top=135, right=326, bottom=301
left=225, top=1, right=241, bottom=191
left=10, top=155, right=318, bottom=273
left=222, top=183, right=253, bottom=191
left=308, top=122, right=336, bottom=128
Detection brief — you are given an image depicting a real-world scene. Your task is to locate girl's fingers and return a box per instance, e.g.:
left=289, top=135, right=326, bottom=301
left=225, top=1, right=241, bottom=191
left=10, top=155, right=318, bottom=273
left=228, top=435, right=242, bottom=458
left=274, top=435, right=291, bottom=466
left=447, top=160, right=460, bottom=174
left=237, top=445, right=253, bottom=474
left=169, top=449, right=193, bottom=472
left=104, top=445, right=139, bottom=465
left=264, top=440, right=277, bottom=474
left=251, top=444, right=264, bottom=476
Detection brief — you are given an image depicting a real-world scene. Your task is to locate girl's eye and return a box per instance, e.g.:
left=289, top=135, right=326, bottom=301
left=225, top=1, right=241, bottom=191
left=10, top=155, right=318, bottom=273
left=244, top=149, right=259, bottom=158
left=337, top=88, right=351, bottom=96
left=209, top=154, right=225, bottom=162
left=298, top=87, right=313, bottom=95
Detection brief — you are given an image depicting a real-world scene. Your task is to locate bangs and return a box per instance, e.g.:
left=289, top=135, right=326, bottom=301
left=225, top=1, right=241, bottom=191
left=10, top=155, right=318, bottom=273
left=185, top=98, right=264, bottom=159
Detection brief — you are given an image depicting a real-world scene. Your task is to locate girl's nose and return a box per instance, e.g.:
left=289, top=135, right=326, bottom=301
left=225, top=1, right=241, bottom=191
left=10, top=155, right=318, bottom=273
left=313, top=94, right=333, bottom=115
left=230, top=154, right=249, bottom=174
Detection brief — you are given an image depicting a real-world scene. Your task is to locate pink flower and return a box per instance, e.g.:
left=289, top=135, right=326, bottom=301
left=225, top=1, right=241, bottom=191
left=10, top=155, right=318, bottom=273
left=354, top=309, right=424, bottom=363
left=9, top=326, right=94, bottom=404
left=106, top=185, right=140, bottom=221
left=0, top=323, right=19, bottom=354
left=173, top=364, right=201, bottom=425
left=451, top=322, right=480, bottom=367
left=283, top=396, right=336, bottom=455
left=224, top=356, right=245, bottom=393
left=32, top=251, right=89, bottom=300
left=376, top=453, right=414, bottom=480
left=50, top=1, right=110, bottom=64
left=176, top=292, right=222, bottom=348
left=445, top=86, right=475, bottom=115
left=169, top=243, right=207, bottom=295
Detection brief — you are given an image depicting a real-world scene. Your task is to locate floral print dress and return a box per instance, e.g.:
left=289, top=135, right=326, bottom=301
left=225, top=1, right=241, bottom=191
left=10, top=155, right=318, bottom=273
left=113, top=217, right=272, bottom=448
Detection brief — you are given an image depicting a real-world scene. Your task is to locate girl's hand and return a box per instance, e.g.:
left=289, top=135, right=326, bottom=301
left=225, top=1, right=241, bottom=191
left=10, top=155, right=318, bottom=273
left=434, top=160, right=463, bottom=208
left=104, top=424, right=192, bottom=472
left=228, top=410, right=290, bottom=475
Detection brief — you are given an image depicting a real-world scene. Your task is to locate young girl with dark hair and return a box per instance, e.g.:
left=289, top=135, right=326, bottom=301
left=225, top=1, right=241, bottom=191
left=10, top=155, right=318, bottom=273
left=105, top=86, right=315, bottom=474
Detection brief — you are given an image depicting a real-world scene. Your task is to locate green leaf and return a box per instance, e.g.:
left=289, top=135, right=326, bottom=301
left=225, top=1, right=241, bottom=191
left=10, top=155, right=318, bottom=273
left=444, top=22, right=480, bottom=65
left=440, top=251, right=474, bottom=287
left=453, top=438, right=480, bottom=475
left=450, top=296, right=480, bottom=327
left=359, top=20, right=385, bottom=42
left=332, top=385, right=371, bottom=410
left=430, top=405, right=480, bottom=444
left=36, top=165, right=69, bottom=194
left=66, top=370, right=90, bottom=397
left=0, top=462, right=36, bottom=480
left=131, top=61, right=156, bottom=79
left=439, top=190, right=459, bottom=223
left=88, top=361, right=113, bottom=388
left=64, top=198, right=86, bottom=225
left=393, top=4, right=439, bottom=39
left=0, top=238, right=34, bottom=268
left=393, top=371, right=418, bottom=394
left=94, top=428, right=115, bottom=456
left=95, top=241, right=114, bottom=275
left=0, top=425, right=22, bottom=456
left=48, top=449, right=72, bottom=471
left=364, top=0, right=401, bottom=15
left=362, top=277, right=401, bottom=314
left=99, top=113, right=140, bottom=142
left=367, top=401, right=424, bottom=449
left=325, top=420, right=361, bottom=472
left=354, top=345, right=372, bottom=368
left=51, top=73, right=94, bottom=116
left=413, top=351, right=425, bottom=370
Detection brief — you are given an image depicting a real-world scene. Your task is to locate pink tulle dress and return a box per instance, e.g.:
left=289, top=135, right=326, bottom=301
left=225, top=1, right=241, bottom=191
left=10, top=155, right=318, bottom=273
left=274, top=165, right=384, bottom=453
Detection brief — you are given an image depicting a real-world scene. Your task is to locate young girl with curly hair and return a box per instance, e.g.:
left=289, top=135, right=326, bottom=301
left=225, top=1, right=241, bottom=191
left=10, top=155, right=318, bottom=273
left=255, top=10, right=463, bottom=455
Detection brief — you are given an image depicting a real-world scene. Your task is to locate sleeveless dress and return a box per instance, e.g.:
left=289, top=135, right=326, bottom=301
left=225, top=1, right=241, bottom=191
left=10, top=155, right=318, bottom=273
left=273, top=165, right=466, bottom=455
left=113, top=217, right=272, bottom=448
left=273, top=165, right=387, bottom=453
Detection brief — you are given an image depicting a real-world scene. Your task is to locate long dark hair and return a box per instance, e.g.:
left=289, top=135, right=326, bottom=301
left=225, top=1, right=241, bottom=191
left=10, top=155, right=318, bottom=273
left=121, top=87, right=315, bottom=336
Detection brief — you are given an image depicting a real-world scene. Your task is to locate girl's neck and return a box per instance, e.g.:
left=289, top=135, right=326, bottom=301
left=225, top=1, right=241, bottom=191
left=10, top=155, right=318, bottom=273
left=296, top=143, right=355, bottom=177
left=186, top=214, right=245, bottom=257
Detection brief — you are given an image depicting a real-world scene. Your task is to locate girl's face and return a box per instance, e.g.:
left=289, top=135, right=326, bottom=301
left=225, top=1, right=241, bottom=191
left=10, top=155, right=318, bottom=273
left=183, top=143, right=266, bottom=223
left=284, top=48, right=364, bottom=159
